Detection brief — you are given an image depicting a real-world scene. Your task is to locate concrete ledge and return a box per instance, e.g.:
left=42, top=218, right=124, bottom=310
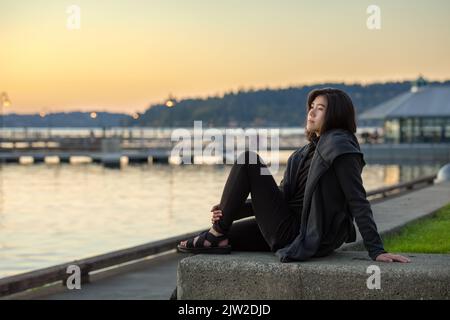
left=177, top=251, right=450, bottom=300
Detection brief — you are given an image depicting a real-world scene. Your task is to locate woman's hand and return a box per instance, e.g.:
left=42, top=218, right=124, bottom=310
left=375, top=253, right=411, bottom=263
left=210, top=204, right=222, bottom=224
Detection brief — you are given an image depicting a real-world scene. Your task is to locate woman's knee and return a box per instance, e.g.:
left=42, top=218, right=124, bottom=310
left=236, top=150, right=262, bottom=165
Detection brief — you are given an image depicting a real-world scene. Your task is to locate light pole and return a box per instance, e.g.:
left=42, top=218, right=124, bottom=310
left=164, top=95, right=177, bottom=157
left=90, top=111, right=100, bottom=138
left=131, top=112, right=142, bottom=148
left=1, top=92, right=11, bottom=152
left=165, top=94, right=176, bottom=128
left=1, top=92, right=11, bottom=109
left=163, top=97, right=176, bottom=217
left=39, top=109, right=47, bottom=136
left=0, top=92, right=11, bottom=201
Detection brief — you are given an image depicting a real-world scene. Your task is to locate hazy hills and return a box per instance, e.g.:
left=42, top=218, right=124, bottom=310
left=4, top=80, right=449, bottom=128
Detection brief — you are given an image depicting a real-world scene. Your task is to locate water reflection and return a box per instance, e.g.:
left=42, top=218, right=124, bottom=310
left=365, top=160, right=443, bottom=185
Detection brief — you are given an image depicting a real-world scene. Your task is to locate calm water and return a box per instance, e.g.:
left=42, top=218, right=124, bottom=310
left=0, top=160, right=444, bottom=278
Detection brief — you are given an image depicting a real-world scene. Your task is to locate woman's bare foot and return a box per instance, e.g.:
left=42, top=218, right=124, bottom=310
left=179, top=227, right=228, bottom=248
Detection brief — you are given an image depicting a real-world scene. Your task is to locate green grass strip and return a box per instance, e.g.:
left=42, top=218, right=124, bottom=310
left=382, top=202, right=450, bottom=254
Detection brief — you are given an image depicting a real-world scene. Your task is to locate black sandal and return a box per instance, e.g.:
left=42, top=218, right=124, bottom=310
left=177, top=230, right=231, bottom=254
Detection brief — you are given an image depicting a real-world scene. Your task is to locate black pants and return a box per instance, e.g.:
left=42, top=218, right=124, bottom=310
left=214, top=151, right=300, bottom=252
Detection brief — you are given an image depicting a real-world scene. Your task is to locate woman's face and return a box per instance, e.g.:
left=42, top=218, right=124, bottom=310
left=306, top=95, right=327, bottom=136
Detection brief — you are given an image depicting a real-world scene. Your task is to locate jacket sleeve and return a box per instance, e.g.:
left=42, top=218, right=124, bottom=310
left=332, top=153, right=387, bottom=260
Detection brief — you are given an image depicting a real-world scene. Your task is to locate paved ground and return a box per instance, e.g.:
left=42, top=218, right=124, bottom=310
left=13, top=181, right=449, bottom=300
left=24, top=251, right=191, bottom=300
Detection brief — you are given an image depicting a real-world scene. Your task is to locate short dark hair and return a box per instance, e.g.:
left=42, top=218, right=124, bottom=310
left=305, top=88, right=357, bottom=141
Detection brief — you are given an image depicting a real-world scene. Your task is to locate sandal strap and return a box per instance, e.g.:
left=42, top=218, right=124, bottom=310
left=205, top=231, right=227, bottom=246
left=186, top=237, right=196, bottom=248
left=195, top=231, right=208, bottom=248
left=184, top=230, right=228, bottom=249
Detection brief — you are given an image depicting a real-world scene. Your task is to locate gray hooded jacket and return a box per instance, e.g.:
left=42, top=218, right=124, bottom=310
left=276, top=128, right=386, bottom=262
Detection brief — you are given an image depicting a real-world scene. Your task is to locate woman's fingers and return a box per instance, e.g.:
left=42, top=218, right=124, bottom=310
left=376, top=253, right=411, bottom=263
left=211, top=213, right=222, bottom=220
left=391, top=254, right=411, bottom=263
left=381, top=257, right=393, bottom=262
left=210, top=207, right=222, bottom=224
left=211, top=211, right=223, bottom=223
left=210, top=204, right=220, bottom=212
left=376, top=253, right=392, bottom=262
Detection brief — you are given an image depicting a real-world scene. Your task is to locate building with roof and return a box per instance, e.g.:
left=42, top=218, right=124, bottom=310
left=359, top=77, right=450, bottom=143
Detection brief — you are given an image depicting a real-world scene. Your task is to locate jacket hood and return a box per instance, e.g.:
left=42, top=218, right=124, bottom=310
left=315, top=129, right=365, bottom=168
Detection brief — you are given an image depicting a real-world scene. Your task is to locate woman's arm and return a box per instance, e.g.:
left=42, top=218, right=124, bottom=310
left=278, top=148, right=301, bottom=197
left=333, top=153, right=409, bottom=262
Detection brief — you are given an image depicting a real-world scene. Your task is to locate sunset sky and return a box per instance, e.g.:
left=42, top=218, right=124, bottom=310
left=1, top=0, right=449, bottom=114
